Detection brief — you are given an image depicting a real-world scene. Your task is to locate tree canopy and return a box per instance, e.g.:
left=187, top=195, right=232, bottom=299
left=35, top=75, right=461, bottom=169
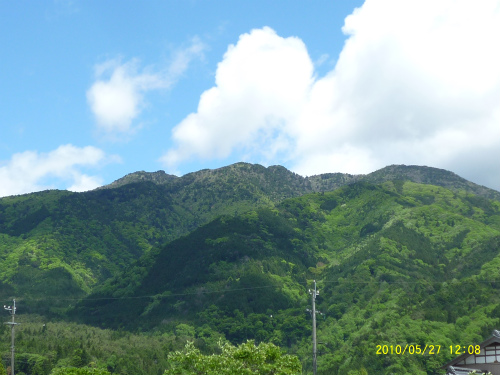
left=49, top=367, right=110, bottom=375
left=165, top=340, right=301, bottom=375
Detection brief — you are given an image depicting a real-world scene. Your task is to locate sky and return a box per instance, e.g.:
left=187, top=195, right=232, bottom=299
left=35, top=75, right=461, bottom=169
left=1, top=0, right=500, bottom=198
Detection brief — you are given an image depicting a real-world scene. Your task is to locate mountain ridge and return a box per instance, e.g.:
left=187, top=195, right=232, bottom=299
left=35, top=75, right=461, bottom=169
left=73, top=178, right=500, bottom=374
left=99, top=162, right=500, bottom=201
left=1, top=162, right=498, bottom=311
left=99, top=170, right=178, bottom=190
left=1, top=163, right=500, bottom=374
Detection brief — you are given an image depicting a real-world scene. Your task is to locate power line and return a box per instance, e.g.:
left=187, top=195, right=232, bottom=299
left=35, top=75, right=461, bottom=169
left=3, top=277, right=499, bottom=304
left=3, top=284, right=282, bottom=303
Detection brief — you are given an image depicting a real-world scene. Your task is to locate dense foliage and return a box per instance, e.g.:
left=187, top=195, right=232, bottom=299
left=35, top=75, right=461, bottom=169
left=0, top=163, right=340, bottom=314
left=49, top=367, right=111, bottom=375
left=73, top=180, right=500, bottom=374
left=1, top=163, right=496, bottom=314
left=1, top=163, right=500, bottom=374
left=0, top=316, right=228, bottom=375
left=165, top=340, right=301, bottom=375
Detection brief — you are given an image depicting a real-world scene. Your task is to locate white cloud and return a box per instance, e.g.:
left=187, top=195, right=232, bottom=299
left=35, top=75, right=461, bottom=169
left=160, top=27, right=314, bottom=168
left=314, top=53, right=330, bottom=67
left=167, top=36, right=206, bottom=78
left=87, top=38, right=206, bottom=135
left=161, top=2, right=500, bottom=190
left=67, top=173, right=104, bottom=192
left=87, top=59, right=167, bottom=133
left=0, top=144, right=116, bottom=197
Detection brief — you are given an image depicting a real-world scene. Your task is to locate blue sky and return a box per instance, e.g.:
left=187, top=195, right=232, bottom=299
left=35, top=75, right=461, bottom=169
left=1, top=0, right=500, bottom=197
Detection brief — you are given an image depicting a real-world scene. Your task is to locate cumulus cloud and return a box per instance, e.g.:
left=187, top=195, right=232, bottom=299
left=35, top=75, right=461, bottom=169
left=0, top=144, right=116, bottom=197
left=87, top=59, right=168, bottom=133
left=161, top=1, right=500, bottom=191
left=87, top=38, right=205, bottom=134
left=160, top=27, right=314, bottom=167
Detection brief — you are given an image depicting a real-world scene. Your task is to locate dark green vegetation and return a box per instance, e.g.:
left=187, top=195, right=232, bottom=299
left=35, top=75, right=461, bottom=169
left=0, top=316, right=225, bottom=375
left=1, top=163, right=500, bottom=374
left=0, top=162, right=352, bottom=315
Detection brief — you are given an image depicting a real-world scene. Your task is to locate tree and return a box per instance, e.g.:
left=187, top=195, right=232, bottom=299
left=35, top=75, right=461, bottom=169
left=69, top=349, right=91, bottom=368
left=49, top=367, right=110, bottom=375
left=165, top=340, right=301, bottom=375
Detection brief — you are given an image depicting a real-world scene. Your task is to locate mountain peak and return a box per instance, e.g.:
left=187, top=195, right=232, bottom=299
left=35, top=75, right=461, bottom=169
left=365, top=164, right=500, bottom=200
left=99, top=163, right=499, bottom=201
left=101, top=170, right=178, bottom=189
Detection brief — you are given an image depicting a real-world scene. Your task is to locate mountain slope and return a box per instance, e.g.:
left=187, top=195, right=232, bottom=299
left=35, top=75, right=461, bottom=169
left=0, top=163, right=343, bottom=312
left=99, top=170, right=178, bottom=189
left=1, top=163, right=498, bottom=318
left=99, top=163, right=500, bottom=202
left=2, top=163, right=500, bottom=374
left=364, top=164, right=500, bottom=201
left=72, top=179, right=500, bottom=374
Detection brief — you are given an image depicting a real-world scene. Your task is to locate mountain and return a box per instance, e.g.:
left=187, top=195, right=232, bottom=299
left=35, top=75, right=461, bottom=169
left=73, top=178, right=500, bottom=374
left=99, top=170, right=178, bottom=189
left=100, top=163, right=500, bottom=201
left=0, top=162, right=350, bottom=313
left=1, top=163, right=500, bottom=374
left=363, top=164, right=500, bottom=201
left=0, top=163, right=498, bottom=314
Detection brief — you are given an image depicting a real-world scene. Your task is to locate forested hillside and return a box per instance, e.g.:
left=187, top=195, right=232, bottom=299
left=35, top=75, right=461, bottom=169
left=1, top=163, right=500, bottom=374
left=75, top=179, right=500, bottom=374
left=0, top=163, right=319, bottom=313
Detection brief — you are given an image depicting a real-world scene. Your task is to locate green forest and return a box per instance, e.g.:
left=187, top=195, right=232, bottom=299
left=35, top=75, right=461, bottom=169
left=1, top=163, right=500, bottom=375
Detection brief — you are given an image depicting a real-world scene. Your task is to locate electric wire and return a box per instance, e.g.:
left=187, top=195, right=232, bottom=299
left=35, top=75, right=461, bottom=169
left=2, top=277, right=499, bottom=304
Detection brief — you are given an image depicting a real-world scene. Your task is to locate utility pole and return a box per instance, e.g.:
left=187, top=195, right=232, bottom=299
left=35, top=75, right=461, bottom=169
left=4, top=299, right=18, bottom=375
left=308, top=280, right=319, bottom=375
